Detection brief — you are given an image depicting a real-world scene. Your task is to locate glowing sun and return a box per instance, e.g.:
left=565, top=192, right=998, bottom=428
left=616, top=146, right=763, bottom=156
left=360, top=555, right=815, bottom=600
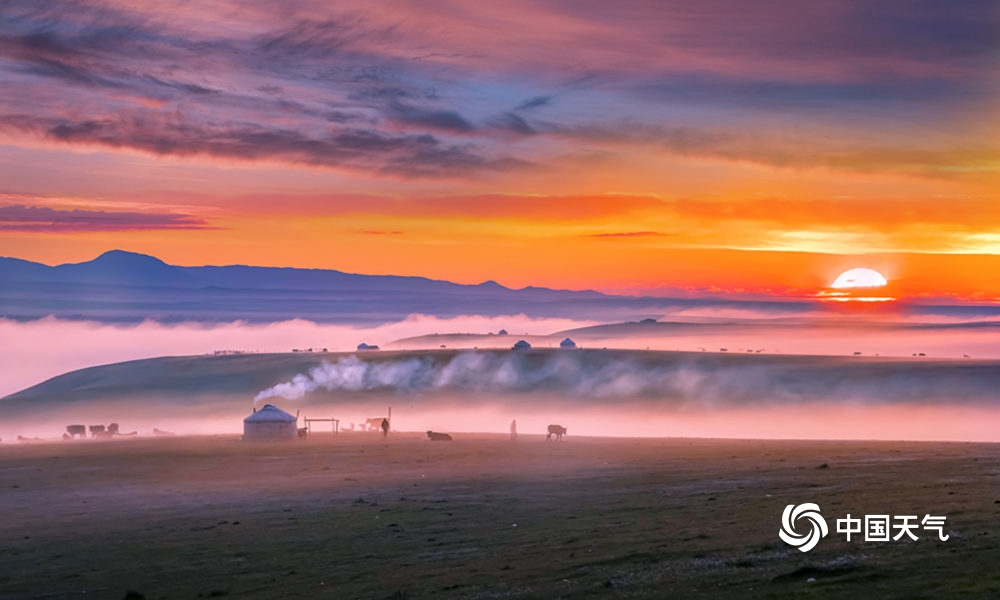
left=830, top=268, right=888, bottom=289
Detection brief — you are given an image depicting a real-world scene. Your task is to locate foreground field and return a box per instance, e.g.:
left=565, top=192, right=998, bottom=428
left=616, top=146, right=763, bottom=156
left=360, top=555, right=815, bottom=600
left=2, top=434, right=999, bottom=599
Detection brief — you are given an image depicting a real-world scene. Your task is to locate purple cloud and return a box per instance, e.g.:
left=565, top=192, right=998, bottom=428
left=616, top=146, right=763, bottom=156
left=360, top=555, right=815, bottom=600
left=0, top=204, right=211, bottom=232
left=0, top=0, right=995, bottom=179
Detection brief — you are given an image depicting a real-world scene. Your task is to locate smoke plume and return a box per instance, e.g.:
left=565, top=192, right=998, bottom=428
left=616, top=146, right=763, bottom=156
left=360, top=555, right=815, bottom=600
left=253, top=350, right=1000, bottom=407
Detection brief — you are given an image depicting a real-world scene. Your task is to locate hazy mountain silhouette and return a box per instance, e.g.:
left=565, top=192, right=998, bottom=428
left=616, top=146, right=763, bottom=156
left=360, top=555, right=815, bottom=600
left=2, top=250, right=995, bottom=324
left=0, top=249, right=670, bottom=323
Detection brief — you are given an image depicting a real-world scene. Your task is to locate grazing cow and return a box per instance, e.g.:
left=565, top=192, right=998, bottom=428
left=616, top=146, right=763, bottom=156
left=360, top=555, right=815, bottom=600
left=546, top=424, right=567, bottom=441
left=364, top=417, right=385, bottom=431
left=88, top=425, right=106, bottom=438
left=66, top=424, right=86, bottom=439
left=426, top=431, right=453, bottom=441
left=545, top=425, right=566, bottom=442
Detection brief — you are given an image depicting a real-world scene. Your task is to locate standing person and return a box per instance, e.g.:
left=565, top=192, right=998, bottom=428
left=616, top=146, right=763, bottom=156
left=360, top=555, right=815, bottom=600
left=381, top=418, right=389, bottom=438
left=510, top=419, right=517, bottom=440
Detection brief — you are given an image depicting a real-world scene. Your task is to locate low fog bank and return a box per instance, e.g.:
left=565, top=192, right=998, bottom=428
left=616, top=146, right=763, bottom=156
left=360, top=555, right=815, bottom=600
left=0, top=314, right=595, bottom=398
left=4, top=393, right=1000, bottom=444
left=397, top=320, right=1000, bottom=362
left=7, top=310, right=1000, bottom=399
left=4, top=347, right=1000, bottom=442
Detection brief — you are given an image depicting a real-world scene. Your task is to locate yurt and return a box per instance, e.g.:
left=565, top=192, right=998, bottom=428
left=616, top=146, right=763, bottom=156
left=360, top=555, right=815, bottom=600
left=512, top=339, right=531, bottom=350
left=243, top=404, right=298, bottom=440
left=559, top=338, right=577, bottom=349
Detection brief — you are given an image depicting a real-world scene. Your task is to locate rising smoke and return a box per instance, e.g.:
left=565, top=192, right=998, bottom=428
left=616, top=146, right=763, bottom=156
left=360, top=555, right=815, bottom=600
left=253, top=350, right=1000, bottom=407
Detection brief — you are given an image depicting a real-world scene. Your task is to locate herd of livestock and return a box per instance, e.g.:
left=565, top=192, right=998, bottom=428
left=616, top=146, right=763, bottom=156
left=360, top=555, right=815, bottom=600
left=63, top=423, right=136, bottom=439
left=4, top=422, right=567, bottom=443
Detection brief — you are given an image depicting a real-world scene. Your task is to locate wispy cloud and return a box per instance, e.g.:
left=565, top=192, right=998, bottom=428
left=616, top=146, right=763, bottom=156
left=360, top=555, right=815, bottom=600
left=585, top=231, right=667, bottom=238
left=0, top=0, right=994, bottom=180
left=0, top=204, right=210, bottom=232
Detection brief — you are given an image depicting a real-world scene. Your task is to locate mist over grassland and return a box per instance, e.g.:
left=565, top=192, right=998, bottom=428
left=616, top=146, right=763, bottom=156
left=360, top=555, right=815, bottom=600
left=4, top=347, right=999, bottom=442
left=4, top=258, right=1000, bottom=443
left=3, top=313, right=999, bottom=401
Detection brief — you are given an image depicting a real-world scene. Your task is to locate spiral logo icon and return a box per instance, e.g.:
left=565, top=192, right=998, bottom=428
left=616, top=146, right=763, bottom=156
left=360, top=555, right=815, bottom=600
left=779, top=503, right=828, bottom=552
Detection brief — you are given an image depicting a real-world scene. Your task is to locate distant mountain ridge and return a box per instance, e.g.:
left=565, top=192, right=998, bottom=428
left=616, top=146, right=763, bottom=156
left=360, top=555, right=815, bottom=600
left=0, top=250, right=581, bottom=294
left=4, top=250, right=995, bottom=324
left=0, top=249, right=661, bottom=324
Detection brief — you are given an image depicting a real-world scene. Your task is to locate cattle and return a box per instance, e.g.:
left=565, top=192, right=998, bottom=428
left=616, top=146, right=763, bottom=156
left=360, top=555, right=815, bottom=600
left=66, top=425, right=86, bottom=439
left=426, top=431, right=453, bottom=441
left=364, top=417, right=385, bottom=431
left=101, top=423, right=136, bottom=437
left=546, top=424, right=567, bottom=441
left=88, top=424, right=124, bottom=439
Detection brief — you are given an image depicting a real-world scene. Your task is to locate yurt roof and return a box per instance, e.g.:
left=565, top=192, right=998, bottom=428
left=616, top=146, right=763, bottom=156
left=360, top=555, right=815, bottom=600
left=244, top=404, right=297, bottom=423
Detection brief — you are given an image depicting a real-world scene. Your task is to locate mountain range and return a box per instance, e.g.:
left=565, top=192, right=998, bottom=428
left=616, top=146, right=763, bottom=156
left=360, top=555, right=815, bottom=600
left=0, top=250, right=763, bottom=324
left=3, top=250, right=996, bottom=324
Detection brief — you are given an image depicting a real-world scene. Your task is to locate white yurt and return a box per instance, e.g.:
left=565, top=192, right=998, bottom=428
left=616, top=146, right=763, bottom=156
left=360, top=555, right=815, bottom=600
left=243, top=404, right=298, bottom=440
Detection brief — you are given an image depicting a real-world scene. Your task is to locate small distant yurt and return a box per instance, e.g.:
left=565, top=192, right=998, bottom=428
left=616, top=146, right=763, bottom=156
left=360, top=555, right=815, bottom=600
left=357, top=342, right=380, bottom=351
left=244, top=404, right=298, bottom=440
left=498, top=329, right=509, bottom=336
left=559, top=337, right=577, bottom=349
left=512, top=339, right=531, bottom=351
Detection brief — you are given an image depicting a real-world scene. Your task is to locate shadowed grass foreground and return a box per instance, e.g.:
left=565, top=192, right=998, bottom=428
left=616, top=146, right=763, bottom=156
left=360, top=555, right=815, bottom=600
left=1, top=434, right=998, bottom=599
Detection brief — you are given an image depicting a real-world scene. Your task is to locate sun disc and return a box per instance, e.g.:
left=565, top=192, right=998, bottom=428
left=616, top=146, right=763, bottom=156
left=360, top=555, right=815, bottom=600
left=831, top=268, right=887, bottom=289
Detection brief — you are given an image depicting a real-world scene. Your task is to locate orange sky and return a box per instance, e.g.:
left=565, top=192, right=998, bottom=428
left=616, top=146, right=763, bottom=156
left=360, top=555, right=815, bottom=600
left=1, top=1, right=998, bottom=300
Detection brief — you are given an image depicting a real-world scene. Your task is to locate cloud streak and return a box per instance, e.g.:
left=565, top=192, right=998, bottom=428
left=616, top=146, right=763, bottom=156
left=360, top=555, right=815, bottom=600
left=0, top=0, right=995, bottom=180
left=0, top=204, right=210, bottom=232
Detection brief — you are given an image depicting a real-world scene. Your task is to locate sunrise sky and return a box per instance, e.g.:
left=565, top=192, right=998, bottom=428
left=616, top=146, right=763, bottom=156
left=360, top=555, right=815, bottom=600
left=1, top=1, right=998, bottom=298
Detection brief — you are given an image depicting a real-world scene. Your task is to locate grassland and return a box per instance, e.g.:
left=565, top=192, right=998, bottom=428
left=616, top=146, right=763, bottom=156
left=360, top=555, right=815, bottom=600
left=2, top=433, right=999, bottom=599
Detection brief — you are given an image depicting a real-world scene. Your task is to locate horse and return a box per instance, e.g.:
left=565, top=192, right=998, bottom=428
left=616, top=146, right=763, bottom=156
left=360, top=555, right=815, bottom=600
left=426, top=431, right=453, bottom=441
left=546, top=424, right=567, bottom=441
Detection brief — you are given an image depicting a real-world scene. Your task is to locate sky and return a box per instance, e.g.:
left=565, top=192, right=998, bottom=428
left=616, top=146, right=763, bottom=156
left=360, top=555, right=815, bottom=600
left=1, top=0, right=999, bottom=298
